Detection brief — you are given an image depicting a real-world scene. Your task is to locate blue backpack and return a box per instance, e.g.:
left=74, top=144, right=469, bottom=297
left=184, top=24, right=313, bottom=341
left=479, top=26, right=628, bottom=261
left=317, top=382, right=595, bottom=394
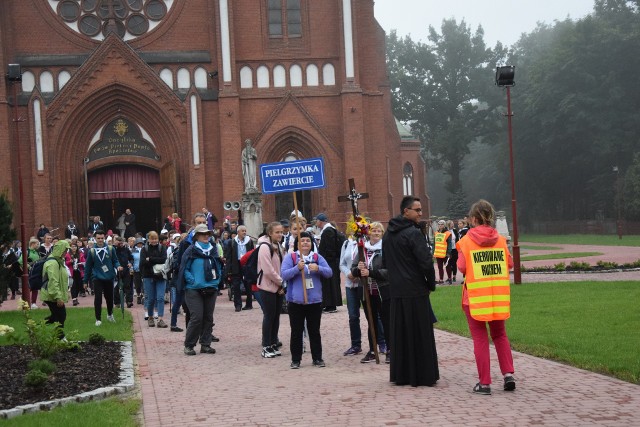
left=28, top=257, right=54, bottom=291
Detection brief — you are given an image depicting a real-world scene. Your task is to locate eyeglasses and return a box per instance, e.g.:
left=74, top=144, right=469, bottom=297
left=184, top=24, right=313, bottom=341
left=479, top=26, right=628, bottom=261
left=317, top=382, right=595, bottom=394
left=406, top=208, right=422, bottom=212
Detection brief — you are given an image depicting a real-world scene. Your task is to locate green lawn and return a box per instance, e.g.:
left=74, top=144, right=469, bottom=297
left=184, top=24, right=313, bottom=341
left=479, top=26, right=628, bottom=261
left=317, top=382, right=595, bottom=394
left=0, top=307, right=134, bottom=345
left=1, top=397, right=140, bottom=426
left=430, top=281, right=640, bottom=384
left=520, top=251, right=602, bottom=261
left=521, top=234, right=640, bottom=246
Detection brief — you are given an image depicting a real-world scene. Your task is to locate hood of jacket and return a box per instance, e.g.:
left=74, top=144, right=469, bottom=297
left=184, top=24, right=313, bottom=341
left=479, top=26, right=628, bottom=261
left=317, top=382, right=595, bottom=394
left=466, top=225, right=500, bottom=247
left=387, top=215, right=419, bottom=234
left=50, top=240, right=70, bottom=259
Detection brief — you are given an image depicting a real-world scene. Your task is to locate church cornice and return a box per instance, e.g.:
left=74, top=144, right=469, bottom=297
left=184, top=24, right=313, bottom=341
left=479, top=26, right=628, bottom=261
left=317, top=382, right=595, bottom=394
left=46, top=34, right=187, bottom=127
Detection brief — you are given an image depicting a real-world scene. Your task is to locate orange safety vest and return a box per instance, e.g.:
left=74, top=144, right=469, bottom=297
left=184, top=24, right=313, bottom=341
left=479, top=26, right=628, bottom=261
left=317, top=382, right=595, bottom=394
left=433, top=231, right=451, bottom=259
left=456, top=236, right=511, bottom=321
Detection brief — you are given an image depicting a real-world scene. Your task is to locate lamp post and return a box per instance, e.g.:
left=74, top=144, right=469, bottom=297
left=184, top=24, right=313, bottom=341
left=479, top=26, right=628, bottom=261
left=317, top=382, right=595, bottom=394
left=495, top=65, right=521, bottom=284
left=6, top=64, right=30, bottom=301
left=613, top=166, right=622, bottom=239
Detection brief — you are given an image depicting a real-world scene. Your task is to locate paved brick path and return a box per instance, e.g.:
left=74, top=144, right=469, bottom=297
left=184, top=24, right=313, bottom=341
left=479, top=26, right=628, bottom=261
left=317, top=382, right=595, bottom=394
left=134, top=295, right=640, bottom=426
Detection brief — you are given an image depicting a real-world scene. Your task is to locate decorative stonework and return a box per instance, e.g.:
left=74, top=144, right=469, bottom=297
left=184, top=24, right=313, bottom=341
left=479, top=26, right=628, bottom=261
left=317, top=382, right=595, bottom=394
left=47, top=0, right=175, bottom=41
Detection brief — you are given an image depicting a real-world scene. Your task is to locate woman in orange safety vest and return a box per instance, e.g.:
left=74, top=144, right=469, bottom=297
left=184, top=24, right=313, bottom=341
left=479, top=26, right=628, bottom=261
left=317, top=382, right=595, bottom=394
left=456, top=199, right=516, bottom=396
left=433, top=220, right=453, bottom=284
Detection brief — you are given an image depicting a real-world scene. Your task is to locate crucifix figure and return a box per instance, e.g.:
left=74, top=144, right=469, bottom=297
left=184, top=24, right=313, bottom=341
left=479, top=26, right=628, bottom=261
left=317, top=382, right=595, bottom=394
left=337, top=179, right=380, bottom=364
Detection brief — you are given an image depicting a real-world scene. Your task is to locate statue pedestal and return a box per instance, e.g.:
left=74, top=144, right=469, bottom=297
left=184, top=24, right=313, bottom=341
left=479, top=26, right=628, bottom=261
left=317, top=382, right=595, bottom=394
left=242, top=190, right=263, bottom=241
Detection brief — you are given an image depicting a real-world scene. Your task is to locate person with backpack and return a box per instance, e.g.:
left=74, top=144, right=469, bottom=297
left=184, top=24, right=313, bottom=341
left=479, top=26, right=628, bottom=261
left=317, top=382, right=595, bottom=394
left=315, top=213, right=345, bottom=313
left=224, top=225, right=255, bottom=312
left=113, top=236, right=134, bottom=308
left=257, top=222, right=285, bottom=358
left=84, top=230, right=122, bottom=326
left=140, top=231, right=168, bottom=328
left=40, top=240, right=71, bottom=340
left=176, top=224, right=223, bottom=356
left=281, top=231, right=333, bottom=369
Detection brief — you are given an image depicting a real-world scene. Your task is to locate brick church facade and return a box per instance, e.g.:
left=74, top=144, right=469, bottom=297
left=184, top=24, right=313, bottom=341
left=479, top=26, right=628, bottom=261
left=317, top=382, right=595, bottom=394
left=0, top=0, right=426, bottom=235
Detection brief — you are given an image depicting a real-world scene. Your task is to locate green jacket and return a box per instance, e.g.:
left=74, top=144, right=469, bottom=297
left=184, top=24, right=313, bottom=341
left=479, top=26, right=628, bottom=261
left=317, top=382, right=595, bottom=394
left=40, top=241, right=70, bottom=303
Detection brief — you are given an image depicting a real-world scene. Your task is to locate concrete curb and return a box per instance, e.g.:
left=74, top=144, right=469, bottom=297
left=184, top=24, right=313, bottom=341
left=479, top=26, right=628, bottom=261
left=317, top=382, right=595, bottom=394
left=0, top=341, right=134, bottom=420
left=522, top=267, right=640, bottom=275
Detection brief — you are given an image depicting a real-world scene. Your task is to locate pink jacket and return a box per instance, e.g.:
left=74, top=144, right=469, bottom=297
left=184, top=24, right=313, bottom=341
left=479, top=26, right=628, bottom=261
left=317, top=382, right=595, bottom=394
left=256, top=235, right=283, bottom=293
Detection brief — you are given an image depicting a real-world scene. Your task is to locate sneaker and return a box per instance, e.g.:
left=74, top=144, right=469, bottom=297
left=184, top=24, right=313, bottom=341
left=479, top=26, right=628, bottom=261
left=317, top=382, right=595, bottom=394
left=241, top=306, right=253, bottom=310
left=211, top=335, right=220, bottom=342
left=148, top=318, right=155, bottom=327
left=446, top=279, right=452, bottom=284
left=235, top=307, right=241, bottom=312
left=504, top=375, right=516, bottom=391
left=312, top=359, right=326, bottom=367
left=156, top=319, right=168, bottom=328
left=154, top=314, right=158, bottom=320
left=473, top=383, right=491, bottom=395
left=95, top=320, right=102, bottom=327
left=261, top=346, right=276, bottom=358
left=276, top=341, right=283, bottom=348
left=31, top=303, right=38, bottom=309
left=343, top=346, right=362, bottom=356
left=72, top=299, right=79, bottom=306
left=107, top=314, right=115, bottom=323
left=170, top=326, right=183, bottom=332
left=290, top=361, right=301, bottom=369
left=270, top=345, right=282, bottom=356
left=200, top=345, right=216, bottom=354
left=360, top=351, right=376, bottom=363
left=184, top=346, right=196, bottom=356
left=144, top=315, right=149, bottom=321
left=378, top=343, right=388, bottom=355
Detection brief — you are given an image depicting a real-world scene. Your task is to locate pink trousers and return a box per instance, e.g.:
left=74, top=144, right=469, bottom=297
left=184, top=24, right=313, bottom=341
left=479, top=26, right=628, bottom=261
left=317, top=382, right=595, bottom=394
left=463, top=304, right=514, bottom=384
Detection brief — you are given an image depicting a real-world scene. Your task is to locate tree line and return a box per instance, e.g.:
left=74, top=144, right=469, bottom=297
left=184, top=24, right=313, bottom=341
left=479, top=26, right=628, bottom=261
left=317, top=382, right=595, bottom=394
left=386, top=0, right=640, bottom=223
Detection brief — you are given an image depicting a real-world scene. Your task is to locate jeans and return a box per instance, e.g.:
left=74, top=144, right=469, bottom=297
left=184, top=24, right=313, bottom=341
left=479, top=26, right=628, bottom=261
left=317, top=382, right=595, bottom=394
left=184, top=289, right=217, bottom=348
left=144, top=277, right=167, bottom=318
left=259, top=290, right=282, bottom=347
left=345, top=286, right=362, bottom=348
left=252, top=290, right=263, bottom=310
left=170, top=287, right=188, bottom=328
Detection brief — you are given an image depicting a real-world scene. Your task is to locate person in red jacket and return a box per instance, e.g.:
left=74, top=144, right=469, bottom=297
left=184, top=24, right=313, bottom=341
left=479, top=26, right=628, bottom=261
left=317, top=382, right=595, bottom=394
left=457, top=199, right=516, bottom=395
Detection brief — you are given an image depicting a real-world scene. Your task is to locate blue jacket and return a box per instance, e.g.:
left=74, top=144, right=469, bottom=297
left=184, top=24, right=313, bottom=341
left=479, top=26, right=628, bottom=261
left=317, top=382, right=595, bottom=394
left=84, top=245, right=120, bottom=283
left=281, top=251, right=332, bottom=305
left=176, top=243, right=222, bottom=292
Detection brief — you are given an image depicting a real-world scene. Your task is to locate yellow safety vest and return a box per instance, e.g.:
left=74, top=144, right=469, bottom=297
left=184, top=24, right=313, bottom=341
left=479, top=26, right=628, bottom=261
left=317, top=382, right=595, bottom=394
left=456, top=235, right=511, bottom=321
left=433, top=231, right=451, bottom=259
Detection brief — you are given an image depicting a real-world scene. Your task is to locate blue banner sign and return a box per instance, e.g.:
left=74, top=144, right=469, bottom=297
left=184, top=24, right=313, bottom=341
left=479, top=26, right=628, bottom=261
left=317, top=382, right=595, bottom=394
left=260, top=157, right=326, bottom=194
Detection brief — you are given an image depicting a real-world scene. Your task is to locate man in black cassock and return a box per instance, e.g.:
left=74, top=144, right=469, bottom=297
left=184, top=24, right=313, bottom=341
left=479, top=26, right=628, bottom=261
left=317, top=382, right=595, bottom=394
left=382, top=196, right=439, bottom=387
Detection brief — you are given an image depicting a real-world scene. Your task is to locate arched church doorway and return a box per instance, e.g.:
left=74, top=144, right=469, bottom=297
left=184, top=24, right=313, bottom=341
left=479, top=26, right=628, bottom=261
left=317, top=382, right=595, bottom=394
left=88, top=165, right=162, bottom=234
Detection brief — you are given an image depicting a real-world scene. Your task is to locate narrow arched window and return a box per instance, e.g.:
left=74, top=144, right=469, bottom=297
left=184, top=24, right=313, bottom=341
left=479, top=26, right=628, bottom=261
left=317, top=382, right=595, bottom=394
left=240, top=66, right=253, bottom=89
left=403, top=162, right=414, bottom=196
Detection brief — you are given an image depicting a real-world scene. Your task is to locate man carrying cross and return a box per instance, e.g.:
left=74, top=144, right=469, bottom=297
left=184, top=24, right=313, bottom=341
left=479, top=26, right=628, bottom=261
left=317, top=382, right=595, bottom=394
left=382, top=195, right=439, bottom=387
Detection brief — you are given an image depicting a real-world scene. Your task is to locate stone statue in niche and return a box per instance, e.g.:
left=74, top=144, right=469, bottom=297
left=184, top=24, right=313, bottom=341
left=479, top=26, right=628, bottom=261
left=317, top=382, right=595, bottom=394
left=242, top=138, right=258, bottom=192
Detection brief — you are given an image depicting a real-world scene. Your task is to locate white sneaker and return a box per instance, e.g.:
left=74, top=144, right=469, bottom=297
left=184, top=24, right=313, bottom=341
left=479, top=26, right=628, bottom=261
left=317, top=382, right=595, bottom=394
left=95, top=320, right=102, bottom=326
left=107, top=314, right=115, bottom=323
left=31, top=303, right=38, bottom=309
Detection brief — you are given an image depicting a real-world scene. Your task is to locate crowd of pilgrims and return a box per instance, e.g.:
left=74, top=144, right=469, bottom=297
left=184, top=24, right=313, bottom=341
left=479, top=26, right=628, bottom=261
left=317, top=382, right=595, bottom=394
left=1, top=198, right=516, bottom=393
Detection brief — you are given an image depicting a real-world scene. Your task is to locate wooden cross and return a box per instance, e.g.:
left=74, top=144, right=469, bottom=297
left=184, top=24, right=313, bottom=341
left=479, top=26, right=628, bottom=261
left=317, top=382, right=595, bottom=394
left=337, top=178, right=369, bottom=218
left=337, top=179, right=379, bottom=364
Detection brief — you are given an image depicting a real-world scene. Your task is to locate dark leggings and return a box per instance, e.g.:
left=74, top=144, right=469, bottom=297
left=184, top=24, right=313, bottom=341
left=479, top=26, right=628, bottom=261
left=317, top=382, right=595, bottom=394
left=71, top=270, right=83, bottom=299
left=259, top=290, right=282, bottom=347
left=436, top=257, right=452, bottom=281
left=44, top=301, right=66, bottom=338
left=93, top=278, right=114, bottom=321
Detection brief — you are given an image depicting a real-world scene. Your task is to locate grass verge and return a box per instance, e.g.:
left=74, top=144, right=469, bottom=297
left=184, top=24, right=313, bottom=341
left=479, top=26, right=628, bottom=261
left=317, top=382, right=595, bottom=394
left=430, top=281, right=640, bottom=384
left=521, top=234, right=640, bottom=246
left=520, top=252, right=602, bottom=261
left=1, top=397, right=141, bottom=426
left=0, top=307, right=133, bottom=345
